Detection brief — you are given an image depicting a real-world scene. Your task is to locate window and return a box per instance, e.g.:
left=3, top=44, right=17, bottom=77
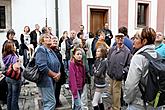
left=0, top=6, right=6, bottom=29
left=137, top=3, right=149, bottom=27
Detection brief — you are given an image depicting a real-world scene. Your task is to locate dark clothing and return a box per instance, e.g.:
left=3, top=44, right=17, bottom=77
left=0, top=77, right=7, bottom=104
left=91, top=36, right=99, bottom=60
left=93, top=58, right=107, bottom=88
left=20, top=34, right=29, bottom=50
left=59, top=37, right=73, bottom=60
left=52, top=48, right=66, bottom=85
left=30, top=30, right=41, bottom=49
left=107, top=45, right=132, bottom=81
left=20, top=34, right=30, bottom=66
left=77, top=31, right=83, bottom=38
left=103, top=28, right=113, bottom=46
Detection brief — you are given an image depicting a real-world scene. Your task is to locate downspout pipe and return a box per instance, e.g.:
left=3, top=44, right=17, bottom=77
left=55, top=0, right=59, bottom=38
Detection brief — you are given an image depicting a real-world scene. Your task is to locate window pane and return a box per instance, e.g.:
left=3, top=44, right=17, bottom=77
left=0, top=6, right=6, bottom=29
left=137, top=3, right=148, bottom=27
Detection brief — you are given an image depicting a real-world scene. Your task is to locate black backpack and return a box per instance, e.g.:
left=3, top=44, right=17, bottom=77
left=139, top=52, right=165, bottom=108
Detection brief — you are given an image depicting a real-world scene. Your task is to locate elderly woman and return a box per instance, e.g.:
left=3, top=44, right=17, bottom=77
left=124, top=27, right=158, bottom=110
left=50, top=36, right=66, bottom=108
left=35, top=33, right=61, bottom=110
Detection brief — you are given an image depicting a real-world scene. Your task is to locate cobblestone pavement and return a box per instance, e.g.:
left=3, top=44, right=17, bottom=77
left=0, top=79, right=127, bottom=110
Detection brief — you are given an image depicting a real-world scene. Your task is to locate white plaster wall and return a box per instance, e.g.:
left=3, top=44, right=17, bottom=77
left=82, top=0, right=118, bottom=46
left=58, top=0, right=70, bottom=37
left=11, top=0, right=56, bottom=40
left=128, top=0, right=157, bottom=37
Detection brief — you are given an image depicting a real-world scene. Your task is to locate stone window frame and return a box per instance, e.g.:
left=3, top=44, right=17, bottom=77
left=135, top=0, right=151, bottom=28
left=0, top=0, right=11, bottom=32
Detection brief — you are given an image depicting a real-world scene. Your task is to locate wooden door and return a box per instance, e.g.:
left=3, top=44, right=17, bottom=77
left=90, top=9, right=108, bottom=35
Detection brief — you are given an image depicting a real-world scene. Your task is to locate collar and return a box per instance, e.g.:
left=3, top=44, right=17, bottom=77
left=155, top=43, right=163, bottom=49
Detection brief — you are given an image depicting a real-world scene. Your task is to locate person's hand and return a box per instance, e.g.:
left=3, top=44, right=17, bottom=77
left=13, top=60, right=21, bottom=72
left=53, top=72, right=61, bottom=81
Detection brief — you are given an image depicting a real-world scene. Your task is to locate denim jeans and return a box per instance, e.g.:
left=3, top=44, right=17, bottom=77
left=73, top=90, right=83, bottom=110
left=39, top=84, right=56, bottom=110
left=63, top=59, right=70, bottom=76
left=6, top=77, right=21, bottom=110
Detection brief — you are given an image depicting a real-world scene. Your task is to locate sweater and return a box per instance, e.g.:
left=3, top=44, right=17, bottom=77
left=69, top=59, right=85, bottom=99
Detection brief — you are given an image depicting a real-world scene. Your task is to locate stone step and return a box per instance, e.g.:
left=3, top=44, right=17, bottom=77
left=56, top=95, right=71, bottom=110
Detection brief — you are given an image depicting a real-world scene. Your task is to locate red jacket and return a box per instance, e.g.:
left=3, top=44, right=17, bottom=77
left=69, top=59, right=85, bottom=99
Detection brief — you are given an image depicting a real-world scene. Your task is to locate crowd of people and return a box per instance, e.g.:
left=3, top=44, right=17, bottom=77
left=0, top=22, right=165, bottom=110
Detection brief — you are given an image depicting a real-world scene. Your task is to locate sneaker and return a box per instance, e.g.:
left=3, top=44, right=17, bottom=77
left=64, top=84, right=69, bottom=89
left=102, top=92, right=109, bottom=98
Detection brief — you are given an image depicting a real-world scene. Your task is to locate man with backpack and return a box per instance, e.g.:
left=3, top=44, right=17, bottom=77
left=124, top=27, right=165, bottom=109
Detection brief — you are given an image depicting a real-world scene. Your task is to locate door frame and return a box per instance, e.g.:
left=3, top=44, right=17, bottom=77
left=87, top=5, right=111, bottom=32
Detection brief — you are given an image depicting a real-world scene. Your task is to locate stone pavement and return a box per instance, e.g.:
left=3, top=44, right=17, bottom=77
left=0, top=79, right=127, bottom=110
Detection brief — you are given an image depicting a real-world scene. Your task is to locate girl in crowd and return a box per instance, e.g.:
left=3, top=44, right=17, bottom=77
left=35, top=33, right=61, bottom=110
left=92, top=46, right=107, bottom=110
left=69, top=48, right=85, bottom=110
left=2, top=41, right=21, bottom=110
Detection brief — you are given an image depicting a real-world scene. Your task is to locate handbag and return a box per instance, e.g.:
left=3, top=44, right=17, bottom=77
left=2, top=64, right=21, bottom=80
left=23, top=54, right=42, bottom=83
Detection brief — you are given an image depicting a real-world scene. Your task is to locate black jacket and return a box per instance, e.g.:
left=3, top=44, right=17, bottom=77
left=30, top=30, right=41, bottom=49
left=93, top=58, right=107, bottom=87
left=52, top=48, right=66, bottom=85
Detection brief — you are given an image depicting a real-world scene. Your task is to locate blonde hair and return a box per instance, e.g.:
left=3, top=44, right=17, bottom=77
left=39, top=33, right=51, bottom=45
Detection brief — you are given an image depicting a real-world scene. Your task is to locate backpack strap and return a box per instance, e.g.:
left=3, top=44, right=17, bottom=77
left=138, top=84, right=147, bottom=110
left=139, top=51, right=154, bottom=61
left=139, top=51, right=161, bottom=61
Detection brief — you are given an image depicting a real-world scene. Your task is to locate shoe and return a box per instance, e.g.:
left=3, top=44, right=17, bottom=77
left=102, top=92, right=109, bottom=98
left=93, top=106, right=99, bottom=110
left=64, top=84, right=69, bottom=89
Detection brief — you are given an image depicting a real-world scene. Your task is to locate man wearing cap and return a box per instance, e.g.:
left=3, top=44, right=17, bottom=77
left=155, top=32, right=165, bottom=58
left=107, top=33, right=132, bottom=110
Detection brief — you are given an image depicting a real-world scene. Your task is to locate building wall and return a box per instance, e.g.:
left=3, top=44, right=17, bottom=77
left=128, top=0, right=157, bottom=37
left=12, top=0, right=56, bottom=39
left=58, top=0, right=70, bottom=37
left=157, top=0, right=165, bottom=34
left=70, top=0, right=82, bottom=32
left=118, top=0, right=128, bottom=28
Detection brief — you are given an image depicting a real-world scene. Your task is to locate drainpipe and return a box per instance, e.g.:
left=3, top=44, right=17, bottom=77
left=55, top=0, right=59, bottom=37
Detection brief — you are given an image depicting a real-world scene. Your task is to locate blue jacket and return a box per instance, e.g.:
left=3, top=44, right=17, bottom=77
left=35, top=45, right=61, bottom=87
left=155, top=43, right=165, bottom=58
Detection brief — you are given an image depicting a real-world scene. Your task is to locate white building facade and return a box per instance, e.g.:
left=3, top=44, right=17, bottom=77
left=0, top=0, right=164, bottom=57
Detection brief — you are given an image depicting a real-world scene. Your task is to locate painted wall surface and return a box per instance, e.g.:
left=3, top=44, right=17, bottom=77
left=70, top=0, right=82, bottom=32
left=157, top=0, right=165, bottom=34
left=128, top=0, right=157, bottom=37
left=12, top=0, right=56, bottom=39
left=58, top=0, right=70, bottom=37
left=82, top=0, right=118, bottom=45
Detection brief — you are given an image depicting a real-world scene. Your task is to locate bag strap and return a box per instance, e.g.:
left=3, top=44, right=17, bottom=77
left=138, top=84, right=147, bottom=110
left=139, top=52, right=154, bottom=61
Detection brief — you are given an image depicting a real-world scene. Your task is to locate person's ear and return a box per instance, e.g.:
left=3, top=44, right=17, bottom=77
left=142, top=38, right=147, bottom=45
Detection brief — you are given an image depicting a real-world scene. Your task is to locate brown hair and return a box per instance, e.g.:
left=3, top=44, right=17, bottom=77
left=24, top=26, right=30, bottom=33
left=141, top=27, right=156, bottom=45
left=97, top=46, right=107, bottom=59
left=2, top=41, right=15, bottom=57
